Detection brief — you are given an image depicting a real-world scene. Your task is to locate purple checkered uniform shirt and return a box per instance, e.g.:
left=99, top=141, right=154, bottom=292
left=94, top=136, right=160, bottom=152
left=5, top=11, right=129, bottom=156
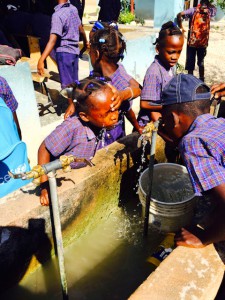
left=0, top=76, right=18, bottom=112
left=51, top=1, right=81, bottom=55
left=138, top=56, right=175, bottom=126
left=110, top=63, right=133, bottom=112
left=45, top=115, right=116, bottom=168
left=179, top=114, right=225, bottom=196
left=141, top=56, right=175, bottom=103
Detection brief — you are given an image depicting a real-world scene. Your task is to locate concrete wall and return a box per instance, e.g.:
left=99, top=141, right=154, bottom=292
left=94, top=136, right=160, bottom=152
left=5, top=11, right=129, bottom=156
left=154, top=0, right=184, bottom=28
left=134, top=0, right=184, bottom=24
left=0, top=62, right=42, bottom=166
left=135, top=0, right=154, bottom=20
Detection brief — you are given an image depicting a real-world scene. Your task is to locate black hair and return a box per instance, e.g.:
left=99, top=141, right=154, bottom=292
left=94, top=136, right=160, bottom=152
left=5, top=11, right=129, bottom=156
left=90, top=27, right=126, bottom=64
left=66, top=76, right=110, bottom=114
left=164, top=85, right=211, bottom=117
left=200, top=0, right=210, bottom=6
left=153, top=21, right=183, bottom=46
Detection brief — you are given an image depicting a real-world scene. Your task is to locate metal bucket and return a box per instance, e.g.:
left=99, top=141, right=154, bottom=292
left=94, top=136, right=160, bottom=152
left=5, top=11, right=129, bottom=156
left=138, top=163, right=196, bottom=232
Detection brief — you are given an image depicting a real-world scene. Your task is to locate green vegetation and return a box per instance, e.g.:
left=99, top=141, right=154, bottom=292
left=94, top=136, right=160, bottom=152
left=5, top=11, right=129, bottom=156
left=210, top=0, right=225, bottom=11
left=118, top=11, right=135, bottom=24
left=119, top=0, right=145, bottom=25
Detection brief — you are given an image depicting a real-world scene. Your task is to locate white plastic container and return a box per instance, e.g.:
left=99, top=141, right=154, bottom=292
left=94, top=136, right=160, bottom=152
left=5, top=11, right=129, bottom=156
left=138, top=163, right=196, bottom=232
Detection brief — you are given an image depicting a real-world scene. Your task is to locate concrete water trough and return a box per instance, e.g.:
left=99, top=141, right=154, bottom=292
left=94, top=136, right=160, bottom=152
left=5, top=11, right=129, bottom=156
left=0, top=133, right=224, bottom=300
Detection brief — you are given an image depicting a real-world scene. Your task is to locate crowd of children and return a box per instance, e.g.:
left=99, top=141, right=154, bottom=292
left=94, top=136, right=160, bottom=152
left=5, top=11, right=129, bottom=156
left=1, top=0, right=225, bottom=254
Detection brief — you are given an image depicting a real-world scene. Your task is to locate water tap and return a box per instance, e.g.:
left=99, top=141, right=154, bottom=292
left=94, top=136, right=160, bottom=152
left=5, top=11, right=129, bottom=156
left=137, top=119, right=162, bottom=148
left=8, top=155, right=94, bottom=185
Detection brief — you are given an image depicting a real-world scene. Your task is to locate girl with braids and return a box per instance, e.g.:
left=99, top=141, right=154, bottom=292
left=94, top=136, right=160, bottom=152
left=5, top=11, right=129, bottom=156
left=137, top=21, right=184, bottom=127
left=38, top=77, right=119, bottom=206
left=90, top=26, right=142, bottom=136
left=65, top=26, right=142, bottom=135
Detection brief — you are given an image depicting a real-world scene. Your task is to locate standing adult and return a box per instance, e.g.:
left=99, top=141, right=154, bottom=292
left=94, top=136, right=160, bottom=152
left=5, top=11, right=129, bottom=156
left=177, top=0, right=216, bottom=82
left=98, top=0, right=121, bottom=23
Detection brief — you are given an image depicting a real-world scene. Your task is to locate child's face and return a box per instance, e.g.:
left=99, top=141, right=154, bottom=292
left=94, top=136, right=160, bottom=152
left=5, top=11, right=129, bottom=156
left=157, top=35, right=184, bottom=69
left=83, top=86, right=119, bottom=129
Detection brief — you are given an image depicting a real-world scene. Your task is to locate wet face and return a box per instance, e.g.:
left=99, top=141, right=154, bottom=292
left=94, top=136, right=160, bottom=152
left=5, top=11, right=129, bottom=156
left=157, top=35, right=184, bottom=69
left=84, top=86, right=119, bottom=129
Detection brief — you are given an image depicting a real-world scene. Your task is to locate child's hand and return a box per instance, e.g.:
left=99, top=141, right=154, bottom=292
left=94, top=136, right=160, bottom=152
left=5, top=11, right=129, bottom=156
left=107, top=83, right=122, bottom=110
left=40, top=182, right=50, bottom=206
left=175, top=227, right=205, bottom=248
left=211, top=82, right=225, bottom=99
left=37, top=59, right=45, bottom=76
left=64, top=103, right=75, bottom=119
left=40, top=189, right=50, bottom=206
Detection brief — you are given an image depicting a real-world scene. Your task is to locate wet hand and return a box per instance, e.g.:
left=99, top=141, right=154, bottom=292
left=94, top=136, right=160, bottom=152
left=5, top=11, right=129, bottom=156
left=64, top=103, right=75, bottom=119
left=175, top=227, right=205, bottom=248
left=107, top=83, right=122, bottom=111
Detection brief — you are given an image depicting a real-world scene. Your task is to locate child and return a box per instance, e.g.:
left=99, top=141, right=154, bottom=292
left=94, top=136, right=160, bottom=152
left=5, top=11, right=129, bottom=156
left=0, top=76, right=21, bottom=138
left=37, top=0, right=88, bottom=108
left=137, top=21, right=184, bottom=126
left=65, top=26, right=142, bottom=138
left=159, top=73, right=225, bottom=248
left=38, top=77, right=119, bottom=206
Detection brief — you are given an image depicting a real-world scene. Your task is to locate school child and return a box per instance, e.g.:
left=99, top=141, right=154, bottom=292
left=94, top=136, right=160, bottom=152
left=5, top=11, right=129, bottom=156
left=177, top=0, right=216, bottom=82
left=137, top=21, right=184, bottom=127
left=37, top=0, right=88, bottom=108
left=0, top=76, right=21, bottom=138
left=38, top=77, right=119, bottom=206
left=159, top=73, right=225, bottom=248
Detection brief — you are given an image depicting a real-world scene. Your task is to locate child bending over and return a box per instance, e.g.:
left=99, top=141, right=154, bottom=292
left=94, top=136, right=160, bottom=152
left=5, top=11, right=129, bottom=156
left=38, top=77, right=119, bottom=206
left=159, top=73, right=225, bottom=248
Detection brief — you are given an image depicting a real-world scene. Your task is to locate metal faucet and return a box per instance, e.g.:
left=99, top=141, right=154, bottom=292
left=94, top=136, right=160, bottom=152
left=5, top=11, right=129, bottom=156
left=9, top=155, right=94, bottom=185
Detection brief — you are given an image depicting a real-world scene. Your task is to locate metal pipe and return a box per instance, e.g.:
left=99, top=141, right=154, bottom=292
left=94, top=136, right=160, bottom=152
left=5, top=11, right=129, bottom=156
left=48, top=171, right=69, bottom=300
left=143, top=120, right=160, bottom=237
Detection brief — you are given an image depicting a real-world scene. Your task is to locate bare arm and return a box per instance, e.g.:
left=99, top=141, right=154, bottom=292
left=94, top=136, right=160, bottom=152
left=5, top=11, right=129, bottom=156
left=38, top=141, right=51, bottom=206
left=13, top=111, right=21, bottom=139
left=37, top=34, right=57, bottom=76
left=125, top=109, right=143, bottom=134
left=79, top=24, right=89, bottom=57
left=175, top=183, right=225, bottom=248
left=177, top=11, right=186, bottom=32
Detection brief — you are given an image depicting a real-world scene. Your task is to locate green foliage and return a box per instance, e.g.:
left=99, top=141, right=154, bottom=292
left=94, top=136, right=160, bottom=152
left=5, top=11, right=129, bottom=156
left=135, top=16, right=145, bottom=26
left=210, top=0, right=225, bottom=11
left=118, top=11, right=135, bottom=24
left=121, top=0, right=131, bottom=12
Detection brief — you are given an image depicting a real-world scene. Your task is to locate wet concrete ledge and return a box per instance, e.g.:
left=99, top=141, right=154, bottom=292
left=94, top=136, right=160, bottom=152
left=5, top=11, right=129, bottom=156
left=129, top=244, right=225, bottom=300
left=0, top=132, right=145, bottom=285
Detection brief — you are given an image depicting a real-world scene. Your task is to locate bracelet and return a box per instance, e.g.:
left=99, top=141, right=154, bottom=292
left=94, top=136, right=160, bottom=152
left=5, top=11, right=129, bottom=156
left=126, top=87, right=134, bottom=101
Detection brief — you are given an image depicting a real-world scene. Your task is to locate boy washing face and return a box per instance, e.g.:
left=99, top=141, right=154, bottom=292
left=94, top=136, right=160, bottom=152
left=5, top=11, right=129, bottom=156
left=159, top=74, right=225, bottom=248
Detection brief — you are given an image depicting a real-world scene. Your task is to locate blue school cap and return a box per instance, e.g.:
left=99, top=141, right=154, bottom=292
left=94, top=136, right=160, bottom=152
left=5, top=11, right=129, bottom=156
left=161, top=74, right=211, bottom=106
